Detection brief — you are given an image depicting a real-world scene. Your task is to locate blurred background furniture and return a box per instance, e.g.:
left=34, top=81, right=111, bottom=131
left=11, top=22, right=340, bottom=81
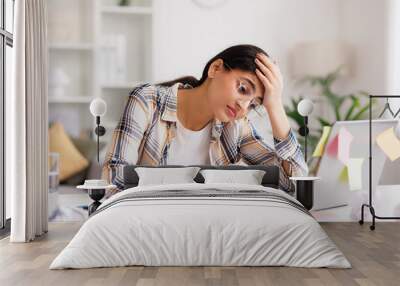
left=47, top=0, right=153, bottom=158
left=48, top=152, right=60, bottom=220
left=48, top=122, right=99, bottom=221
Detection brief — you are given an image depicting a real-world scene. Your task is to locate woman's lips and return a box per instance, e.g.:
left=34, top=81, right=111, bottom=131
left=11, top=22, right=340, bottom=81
left=226, top=105, right=237, bottom=118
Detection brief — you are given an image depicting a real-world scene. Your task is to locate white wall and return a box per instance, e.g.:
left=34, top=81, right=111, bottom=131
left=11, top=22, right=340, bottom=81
left=152, top=0, right=341, bottom=105
left=338, top=0, right=390, bottom=95
left=152, top=0, right=399, bottom=109
left=386, top=0, right=400, bottom=97
left=152, top=0, right=399, bottom=126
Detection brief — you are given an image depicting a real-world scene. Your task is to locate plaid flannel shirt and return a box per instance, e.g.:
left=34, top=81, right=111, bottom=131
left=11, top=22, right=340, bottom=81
left=102, top=83, right=308, bottom=196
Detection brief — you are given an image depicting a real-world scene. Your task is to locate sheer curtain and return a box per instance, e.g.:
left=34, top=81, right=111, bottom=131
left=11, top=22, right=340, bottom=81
left=7, top=0, right=49, bottom=242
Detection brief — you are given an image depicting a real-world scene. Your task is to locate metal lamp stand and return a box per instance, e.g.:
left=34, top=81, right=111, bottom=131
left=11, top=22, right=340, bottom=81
left=298, top=116, right=309, bottom=162
left=94, top=115, right=106, bottom=163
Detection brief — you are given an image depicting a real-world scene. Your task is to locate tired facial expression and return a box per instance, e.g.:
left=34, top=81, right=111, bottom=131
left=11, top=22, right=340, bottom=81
left=206, top=59, right=264, bottom=123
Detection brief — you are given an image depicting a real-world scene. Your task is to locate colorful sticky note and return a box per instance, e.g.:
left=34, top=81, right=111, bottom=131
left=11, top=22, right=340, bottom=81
left=376, top=127, right=400, bottom=161
left=326, top=134, right=339, bottom=157
left=312, top=126, right=332, bottom=157
left=326, top=127, right=353, bottom=164
left=347, top=158, right=364, bottom=191
left=339, top=166, right=348, bottom=183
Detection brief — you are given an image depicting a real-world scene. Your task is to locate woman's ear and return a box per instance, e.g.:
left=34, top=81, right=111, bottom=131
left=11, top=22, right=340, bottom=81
left=208, top=59, right=224, bottom=78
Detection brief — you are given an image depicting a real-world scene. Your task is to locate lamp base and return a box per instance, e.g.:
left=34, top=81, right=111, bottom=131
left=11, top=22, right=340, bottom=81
left=88, top=188, right=106, bottom=216
left=298, top=126, right=309, bottom=136
left=296, top=180, right=314, bottom=210
left=95, top=125, right=106, bottom=136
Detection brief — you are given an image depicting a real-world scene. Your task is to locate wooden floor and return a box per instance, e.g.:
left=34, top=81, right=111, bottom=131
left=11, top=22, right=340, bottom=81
left=0, top=222, right=399, bottom=286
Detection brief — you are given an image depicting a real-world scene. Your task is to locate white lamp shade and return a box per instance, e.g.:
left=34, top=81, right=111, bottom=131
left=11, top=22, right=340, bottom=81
left=90, top=98, right=107, bottom=117
left=297, top=99, right=314, bottom=116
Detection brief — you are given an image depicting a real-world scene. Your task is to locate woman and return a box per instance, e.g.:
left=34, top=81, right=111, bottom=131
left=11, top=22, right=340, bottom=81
left=102, top=44, right=308, bottom=197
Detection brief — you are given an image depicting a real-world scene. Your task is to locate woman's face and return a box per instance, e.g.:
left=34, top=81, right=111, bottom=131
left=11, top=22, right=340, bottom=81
left=206, top=59, right=265, bottom=123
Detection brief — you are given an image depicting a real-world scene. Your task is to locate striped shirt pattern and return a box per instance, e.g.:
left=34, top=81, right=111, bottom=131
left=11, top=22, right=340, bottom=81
left=101, top=83, right=308, bottom=196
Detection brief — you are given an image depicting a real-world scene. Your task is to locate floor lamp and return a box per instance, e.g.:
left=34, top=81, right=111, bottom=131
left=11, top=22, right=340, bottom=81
left=89, top=98, right=107, bottom=163
left=297, top=99, right=314, bottom=162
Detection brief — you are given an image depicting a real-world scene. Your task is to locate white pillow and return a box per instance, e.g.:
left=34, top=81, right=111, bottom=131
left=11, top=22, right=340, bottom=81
left=200, top=169, right=266, bottom=185
left=135, top=167, right=201, bottom=186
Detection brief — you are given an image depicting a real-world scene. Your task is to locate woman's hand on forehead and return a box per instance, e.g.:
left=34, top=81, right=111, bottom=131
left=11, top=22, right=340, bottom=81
left=254, top=53, right=284, bottom=109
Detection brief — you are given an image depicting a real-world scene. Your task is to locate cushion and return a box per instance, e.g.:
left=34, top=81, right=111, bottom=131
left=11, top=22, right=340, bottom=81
left=64, top=137, right=106, bottom=185
left=200, top=169, right=266, bottom=185
left=135, top=167, right=201, bottom=186
left=49, top=122, right=89, bottom=181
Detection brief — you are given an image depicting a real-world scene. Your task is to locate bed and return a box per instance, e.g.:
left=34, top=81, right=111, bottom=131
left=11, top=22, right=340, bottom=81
left=50, top=165, right=351, bottom=269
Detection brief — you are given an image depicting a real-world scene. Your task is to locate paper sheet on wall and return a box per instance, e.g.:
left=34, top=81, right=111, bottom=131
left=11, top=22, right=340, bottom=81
left=376, top=127, right=400, bottom=161
left=337, top=127, right=353, bottom=164
left=347, top=158, right=364, bottom=191
left=326, top=127, right=353, bottom=164
left=312, top=126, right=332, bottom=157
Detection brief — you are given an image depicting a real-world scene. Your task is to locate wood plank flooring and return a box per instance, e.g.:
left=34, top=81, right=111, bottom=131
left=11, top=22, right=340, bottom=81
left=0, top=222, right=399, bottom=286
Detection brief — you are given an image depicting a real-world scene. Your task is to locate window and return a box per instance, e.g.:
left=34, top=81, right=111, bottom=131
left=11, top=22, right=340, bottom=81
left=0, top=0, right=14, bottom=235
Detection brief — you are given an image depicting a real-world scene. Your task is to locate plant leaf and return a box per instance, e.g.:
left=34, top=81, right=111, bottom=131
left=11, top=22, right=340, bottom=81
left=344, top=95, right=359, bottom=120
left=352, top=103, right=371, bottom=120
left=317, top=117, right=331, bottom=127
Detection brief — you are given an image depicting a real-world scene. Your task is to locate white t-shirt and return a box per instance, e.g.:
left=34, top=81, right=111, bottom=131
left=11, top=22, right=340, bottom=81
left=167, top=119, right=212, bottom=165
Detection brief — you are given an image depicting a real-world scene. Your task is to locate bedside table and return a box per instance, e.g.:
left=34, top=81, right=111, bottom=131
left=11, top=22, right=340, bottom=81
left=289, top=177, right=320, bottom=210
left=77, top=181, right=116, bottom=216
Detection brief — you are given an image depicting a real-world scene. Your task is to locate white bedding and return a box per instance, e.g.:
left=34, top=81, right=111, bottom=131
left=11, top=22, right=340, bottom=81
left=50, top=183, right=351, bottom=269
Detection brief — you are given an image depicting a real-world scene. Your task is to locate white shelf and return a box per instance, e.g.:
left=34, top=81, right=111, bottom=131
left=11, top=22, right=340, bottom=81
left=101, top=6, right=152, bottom=15
left=47, top=0, right=153, bottom=144
left=48, top=43, right=94, bottom=51
left=48, top=96, right=94, bottom=104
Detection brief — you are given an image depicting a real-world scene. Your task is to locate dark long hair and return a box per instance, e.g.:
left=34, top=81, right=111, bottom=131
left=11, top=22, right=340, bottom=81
left=156, top=44, right=269, bottom=87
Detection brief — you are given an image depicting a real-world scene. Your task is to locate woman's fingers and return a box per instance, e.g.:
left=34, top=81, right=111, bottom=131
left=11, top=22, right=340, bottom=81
left=256, top=53, right=283, bottom=87
left=256, top=53, right=278, bottom=74
left=255, top=58, right=274, bottom=83
left=256, top=53, right=281, bottom=81
left=255, top=68, right=272, bottom=90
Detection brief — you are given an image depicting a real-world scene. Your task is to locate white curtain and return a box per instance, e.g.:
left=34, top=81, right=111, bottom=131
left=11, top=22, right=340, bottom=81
left=7, top=0, right=49, bottom=242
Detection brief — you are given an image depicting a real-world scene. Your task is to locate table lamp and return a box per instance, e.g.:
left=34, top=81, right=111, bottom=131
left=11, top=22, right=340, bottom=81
left=89, top=98, right=107, bottom=163
left=297, top=99, right=314, bottom=162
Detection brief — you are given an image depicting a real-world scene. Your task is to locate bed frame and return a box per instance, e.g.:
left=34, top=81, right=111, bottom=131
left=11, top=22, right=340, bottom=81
left=87, top=165, right=312, bottom=215
left=123, top=165, right=280, bottom=189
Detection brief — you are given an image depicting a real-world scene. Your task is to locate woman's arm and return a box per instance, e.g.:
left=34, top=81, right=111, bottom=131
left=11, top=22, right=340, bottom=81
left=238, top=52, right=308, bottom=193
left=254, top=52, right=291, bottom=140
left=239, top=117, right=308, bottom=194
left=264, top=98, right=294, bottom=176
left=101, top=84, right=153, bottom=197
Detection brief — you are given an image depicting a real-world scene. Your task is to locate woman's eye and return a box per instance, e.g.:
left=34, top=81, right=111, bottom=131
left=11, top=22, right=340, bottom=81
left=249, top=97, right=262, bottom=108
left=238, top=82, right=248, bottom=94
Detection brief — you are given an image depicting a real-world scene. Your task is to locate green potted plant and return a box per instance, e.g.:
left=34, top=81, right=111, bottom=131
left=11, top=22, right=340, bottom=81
left=285, top=67, right=376, bottom=162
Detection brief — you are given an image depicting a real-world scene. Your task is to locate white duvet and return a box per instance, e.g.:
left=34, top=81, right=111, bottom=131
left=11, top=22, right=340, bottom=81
left=50, top=183, right=351, bottom=269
